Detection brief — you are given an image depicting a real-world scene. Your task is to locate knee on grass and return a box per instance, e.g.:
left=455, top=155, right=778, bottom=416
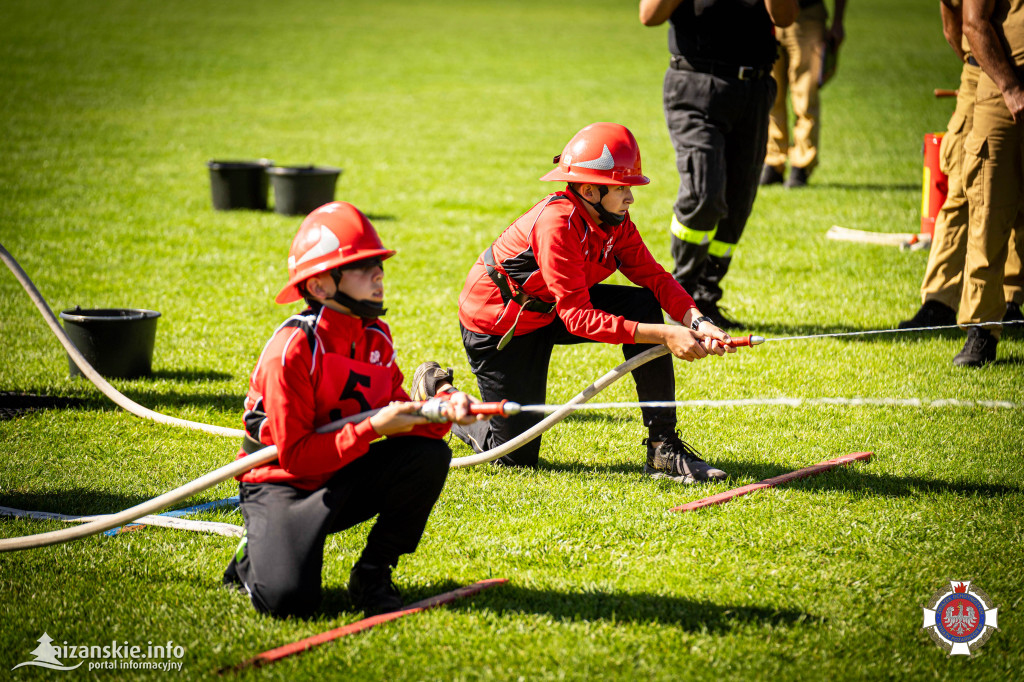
left=250, top=580, right=320, bottom=619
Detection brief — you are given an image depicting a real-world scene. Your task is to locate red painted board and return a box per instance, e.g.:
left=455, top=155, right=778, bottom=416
left=670, top=452, right=873, bottom=512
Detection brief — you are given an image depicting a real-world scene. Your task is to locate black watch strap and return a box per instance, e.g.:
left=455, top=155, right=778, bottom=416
left=691, top=315, right=714, bottom=331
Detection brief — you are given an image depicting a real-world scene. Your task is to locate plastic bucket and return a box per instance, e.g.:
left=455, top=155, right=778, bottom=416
left=58, top=307, right=161, bottom=379
left=267, top=165, right=343, bottom=216
left=207, top=160, right=272, bottom=210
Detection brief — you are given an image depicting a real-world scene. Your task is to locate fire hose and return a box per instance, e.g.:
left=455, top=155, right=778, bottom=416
left=0, top=244, right=243, bottom=439
left=0, top=243, right=727, bottom=549
left=2, top=241, right=1019, bottom=551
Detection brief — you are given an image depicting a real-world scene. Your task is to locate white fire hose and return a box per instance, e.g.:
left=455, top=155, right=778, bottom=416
left=0, top=244, right=243, bottom=439
left=0, top=243, right=663, bottom=550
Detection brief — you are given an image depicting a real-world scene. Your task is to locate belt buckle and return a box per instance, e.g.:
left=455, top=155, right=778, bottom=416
left=737, top=65, right=754, bottom=80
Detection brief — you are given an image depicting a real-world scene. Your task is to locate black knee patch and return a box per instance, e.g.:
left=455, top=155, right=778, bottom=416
left=251, top=581, right=320, bottom=619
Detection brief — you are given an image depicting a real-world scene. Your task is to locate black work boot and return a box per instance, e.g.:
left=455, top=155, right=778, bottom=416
left=786, top=166, right=811, bottom=188
left=222, top=531, right=249, bottom=594
left=759, top=165, right=784, bottom=186
left=644, top=432, right=728, bottom=484
left=693, top=299, right=742, bottom=330
left=898, top=300, right=957, bottom=329
left=1005, top=302, right=1023, bottom=324
left=349, top=563, right=404, bottom=616
left=953, top=327, right=998, bottom=367
left=221, top=557, right=247, bottom=595
left=410, top=361, right=454, bottom=401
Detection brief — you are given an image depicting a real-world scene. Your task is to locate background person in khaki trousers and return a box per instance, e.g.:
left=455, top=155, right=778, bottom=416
left=956, top=0, right=1024, bottom=366
left=761, top=0, right=847, bottom=188
left=899, top=0, right=1023, bottom=331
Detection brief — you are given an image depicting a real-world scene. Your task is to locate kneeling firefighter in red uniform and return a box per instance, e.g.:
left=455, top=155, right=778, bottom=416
left=223, top=202, right=488, bottom=618
left=454, top=122, right=736, bottom=483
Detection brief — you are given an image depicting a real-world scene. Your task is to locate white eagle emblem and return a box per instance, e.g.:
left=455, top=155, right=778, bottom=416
left=942, top=603, right=978, bottom=636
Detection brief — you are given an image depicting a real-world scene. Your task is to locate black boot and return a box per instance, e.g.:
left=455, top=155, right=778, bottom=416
left=349, top=563, right=404, bottom=616
left=759, top=165, right=784, bottom=186
left=693, top=298, right=742, bottom=330
left=410, top=361, right=454, bottom=401
left=953, top=327, right=998, bottom=367
left=898, top=300, right=957, bottom=329
left=222, top=557, right=247, bottom=595
left=786, top=166, right=811, bottom=188
left=644, top=432, right=728, bottom=483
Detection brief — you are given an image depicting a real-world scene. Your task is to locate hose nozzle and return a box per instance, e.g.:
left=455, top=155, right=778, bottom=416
left=418, top=398, right=522, bottom=422
left=725, top=335, right=765, bottom=347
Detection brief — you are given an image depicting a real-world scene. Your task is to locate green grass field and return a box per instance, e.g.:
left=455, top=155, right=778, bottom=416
left=1, top=0, right=1021, bottom=679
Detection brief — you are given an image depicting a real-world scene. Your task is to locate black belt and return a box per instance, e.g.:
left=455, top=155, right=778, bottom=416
left=482, top=246, right=556, bottom=314
left=966, top=56, right=979, bottom=67
left=670, top=55, right=771, bottom=81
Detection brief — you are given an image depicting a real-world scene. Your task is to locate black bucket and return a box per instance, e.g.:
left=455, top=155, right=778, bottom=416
left=207, top=160, right=272, bottom=210
left=267, top=165, right=343, bottom=216
left=58, top=308, right=161, bottom=379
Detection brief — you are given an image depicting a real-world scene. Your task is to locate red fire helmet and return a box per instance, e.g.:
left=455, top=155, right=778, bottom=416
left=540, top=122, right=650, bottom=186
left=275, top=202, right=396, bottom=304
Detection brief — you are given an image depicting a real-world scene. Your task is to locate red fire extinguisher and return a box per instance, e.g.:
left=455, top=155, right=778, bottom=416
left=921, top=133, right=948, bottom=238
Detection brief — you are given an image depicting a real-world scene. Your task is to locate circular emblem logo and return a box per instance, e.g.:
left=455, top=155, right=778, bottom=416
left=922, top=581, right=998, bottom=656
left=935, top=593, right=984, bottom=641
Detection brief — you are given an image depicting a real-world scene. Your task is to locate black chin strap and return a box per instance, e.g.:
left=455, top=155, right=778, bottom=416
left=569, top=185, right=626, bottom=227
left=328, top=271, right=387, bottom=318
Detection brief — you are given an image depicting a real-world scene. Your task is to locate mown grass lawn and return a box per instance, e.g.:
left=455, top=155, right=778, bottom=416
left=1, top=0, right=1021, bottom=679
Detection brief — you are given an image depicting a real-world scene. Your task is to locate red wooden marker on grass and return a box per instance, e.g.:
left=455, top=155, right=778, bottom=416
left=671, top=452, right=873, bottom=512
left=228, top=578, right=507, bottom=672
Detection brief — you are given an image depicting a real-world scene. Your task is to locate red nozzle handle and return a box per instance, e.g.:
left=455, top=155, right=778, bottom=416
left=468, top=399, right=524, bottom=413
left=469, top=400, right=512, bottom=416
left=723, top=335, right=765, bottom=347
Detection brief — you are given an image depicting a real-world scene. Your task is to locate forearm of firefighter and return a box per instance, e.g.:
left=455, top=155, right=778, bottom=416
left=964, top=0, right=1024, bottom=120
left=940, top=1, right=966, bottom=63
left=639, top=0, right=684, bottom=26
left=765, top=0, right=798, bottom=27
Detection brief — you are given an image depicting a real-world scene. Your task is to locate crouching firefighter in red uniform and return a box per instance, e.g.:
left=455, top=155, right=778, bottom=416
left=223, top=201, right=488, bottom=618
left=454, top=122, right=736, bottom=483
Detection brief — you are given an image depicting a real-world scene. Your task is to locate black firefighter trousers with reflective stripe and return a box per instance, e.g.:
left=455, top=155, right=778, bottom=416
left=664, top=66, right=776, bottom=304
left=232, top=436, right=451, bottom=618
left=453, top=284, right=677, bottom=468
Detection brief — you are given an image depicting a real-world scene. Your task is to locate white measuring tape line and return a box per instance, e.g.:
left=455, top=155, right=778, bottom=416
left=579, top=397, right=1022, bottom=409
left=0, top=506, right=243, bottom=538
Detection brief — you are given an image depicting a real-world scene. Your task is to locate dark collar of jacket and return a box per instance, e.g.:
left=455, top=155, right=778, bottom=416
left=302, top=304, right=380, bottom=354
left=556, top=189, right=628, bottom=238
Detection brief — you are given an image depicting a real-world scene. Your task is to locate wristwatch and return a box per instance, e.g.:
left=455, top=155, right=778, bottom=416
left=690, top=315, right=714, bottom=331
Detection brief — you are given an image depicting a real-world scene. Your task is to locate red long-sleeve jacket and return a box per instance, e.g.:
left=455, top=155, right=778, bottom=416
left=236, top=306, right=450, bottom=490
left=459, top=190, right=696, bottom=344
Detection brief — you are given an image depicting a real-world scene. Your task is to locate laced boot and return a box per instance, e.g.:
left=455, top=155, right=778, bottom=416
left=644, top=432, right=728, bottom=484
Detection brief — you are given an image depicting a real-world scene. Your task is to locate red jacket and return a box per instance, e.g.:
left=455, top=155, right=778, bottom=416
left=459, top=190, right=696, bottom=344
left=236, top=306, right=450, bottom=490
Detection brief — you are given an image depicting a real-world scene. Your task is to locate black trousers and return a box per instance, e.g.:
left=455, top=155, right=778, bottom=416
left=664, top=66, right=776, bottom=304
left=453, top=285, right=676, bottom=467
left=231, top=435, right=451, bottom=618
